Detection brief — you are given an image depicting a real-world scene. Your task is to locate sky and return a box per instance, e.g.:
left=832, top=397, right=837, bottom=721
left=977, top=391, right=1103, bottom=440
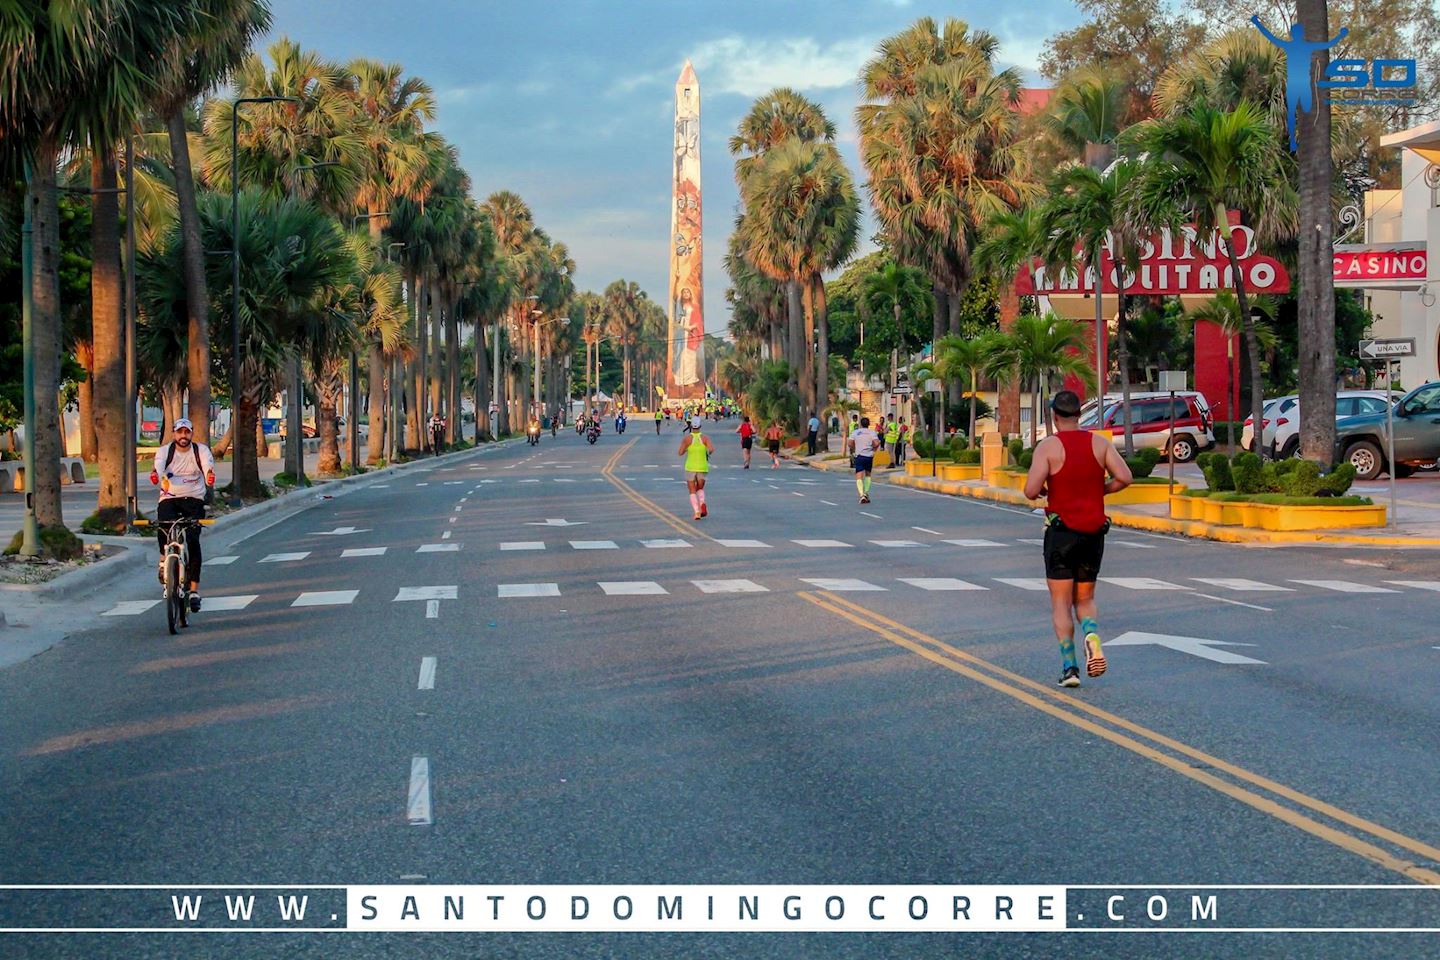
left=264, top=0, right=1083, bottom=333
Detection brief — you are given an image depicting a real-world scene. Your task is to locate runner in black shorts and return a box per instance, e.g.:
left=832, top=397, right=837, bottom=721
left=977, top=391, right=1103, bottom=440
left=1024, top=391, right=1132, bottom=688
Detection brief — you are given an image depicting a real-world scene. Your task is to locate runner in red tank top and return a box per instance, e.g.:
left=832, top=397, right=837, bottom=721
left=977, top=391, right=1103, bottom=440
left=1023, top=391, right=1133, bottom=688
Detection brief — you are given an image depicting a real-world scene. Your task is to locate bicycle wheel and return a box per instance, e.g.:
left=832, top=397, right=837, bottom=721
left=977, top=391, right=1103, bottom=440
left=165, top=554, right=182, bottom=635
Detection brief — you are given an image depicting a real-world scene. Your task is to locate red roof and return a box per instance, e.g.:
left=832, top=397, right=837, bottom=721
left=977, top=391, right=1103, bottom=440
left=1016, top=88, right=1054, bottom=116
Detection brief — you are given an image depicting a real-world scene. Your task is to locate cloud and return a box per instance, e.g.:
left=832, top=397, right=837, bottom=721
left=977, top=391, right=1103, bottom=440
left=688, top=34, right=878, bottom=98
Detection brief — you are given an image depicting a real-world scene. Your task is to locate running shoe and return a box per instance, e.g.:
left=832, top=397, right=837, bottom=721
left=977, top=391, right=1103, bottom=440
left=189, top=592, right=202, bottom=613
left=1058, top=666, right=1081, bottom=688
left=700, top=503, right=708, bottom=517
left=693, top=512, right=702, bottom=520
left=860, top=495, right=871, bottom=504
left=1084, top=631, right=1107, bottom=678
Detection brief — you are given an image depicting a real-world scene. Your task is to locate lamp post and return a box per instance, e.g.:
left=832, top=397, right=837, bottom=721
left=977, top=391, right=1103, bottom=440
left=230, top=95, right=296, bottom=507
left=530, top=313, right=569, bottom=424
left=386, top=242, right=406, bottom=461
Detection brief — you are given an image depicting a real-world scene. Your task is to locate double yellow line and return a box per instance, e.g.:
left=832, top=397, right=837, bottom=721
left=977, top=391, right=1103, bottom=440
left=802, top=590, right=1440, bottom=885
left=601, top=439, right=710, bottom=542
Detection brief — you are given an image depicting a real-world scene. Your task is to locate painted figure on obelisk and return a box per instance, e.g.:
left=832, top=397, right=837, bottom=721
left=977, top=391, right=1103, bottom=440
left=667, top=60, right=703, bottom=398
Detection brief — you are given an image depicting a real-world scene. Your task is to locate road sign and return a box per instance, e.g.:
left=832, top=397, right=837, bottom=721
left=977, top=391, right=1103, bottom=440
left=892, top=383, right=913, bottom=395
left=924, top=379, right=943, bottom=393
left=1106, top=631, right=1267, bottom=665
left=1358, top=338, right=1415, bottom=359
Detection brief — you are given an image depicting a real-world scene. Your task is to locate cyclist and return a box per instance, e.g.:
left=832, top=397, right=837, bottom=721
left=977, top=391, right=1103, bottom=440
left=150, top=418, right=214, bottom=612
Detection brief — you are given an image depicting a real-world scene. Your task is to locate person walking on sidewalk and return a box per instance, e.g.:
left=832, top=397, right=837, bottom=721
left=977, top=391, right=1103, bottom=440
left=736, top=414, right=756, bottom=468
left=678, top=418, right=715, bottom=519
left=806, top=411, right=820, bottom=456
left=429, top=413, right=445, bottom=457
left=1023, top=390, right=1133, bottom=688
left=884, top=414, right=901, bottom=468
left=896, top=419, right=910, bottom=466
left=764, top=420, right=783, bottom=468
left=847, top=416, right=882, bottom=504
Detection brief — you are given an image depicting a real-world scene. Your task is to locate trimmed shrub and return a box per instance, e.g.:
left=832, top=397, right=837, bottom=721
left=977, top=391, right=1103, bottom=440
left=1007, top=437, right=1024, bottom=465
left=1017, top=447, right=1034, bottom=470
left=955, top=449, right=982, bottom=465
left=1231, top=452, right=1265, bottom=494
left=1125, top=447, right=1163, bottom=479
left=1197, top=452, right=1234, bottom=491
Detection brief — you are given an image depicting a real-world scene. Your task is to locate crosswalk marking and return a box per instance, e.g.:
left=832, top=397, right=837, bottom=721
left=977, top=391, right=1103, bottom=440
left=871, top=540, right=922, bottom=548
left=1385, top=580, right=1440, bottom=591
left=1102, top=577, right=1188, bottom=591
left=444, top=481, right=463, bottom=485
left=641, top=539, right=691, bottom=549
left=291, top=590, right=358, bottom=607
left=259, top=552, right=309, bottom=563
left=599, top=581, right=668, bottom=595
left=570, top=540, right=618, bottom=550
left=205, top=595, right=259, bottom=612
left=371, top=484, right=390, bottom=488
left=408, top=757, right=431, bottom=825
left=500, top=541, right=545, bottom=551
left=1018, top=538, right=1045, bottom=546
left=943, top=539, right=1005, bottom=547
left=417, top=543, right=460, bottom=553
left=418, top=657, right=436, bottom=690
left=715, top=538, right=770, bottom=548
left=1288, top=579, right=1400, bottom=593
left=693, top=579, right=768, bottom=593
left=801, top=578, right=885, bottom=591
left=394, top=586, right=457, bottom=601
left=499, top=583, right=561, bottom=598
left=1192, top=578, right=1292, bottom=592
left=1110, top=540, right=1159, bottom=549
left=203, top=556, right=238, bottom=566
left=415, top=482, right=428, bottom=487
left=341, top=547, right=388, bottom=558
left=994, top=578, right=1049, bottom=591
left=899, top=578, right=987, bottom=591
left=792, top=539, right=851, bottom=548
left=103, top=599, right=161, bottom=616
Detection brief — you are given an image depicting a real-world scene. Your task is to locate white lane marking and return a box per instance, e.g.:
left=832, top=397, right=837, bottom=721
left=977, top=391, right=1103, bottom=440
left=801, top=578, right=885, bottom=591
left=258, top=552, right=309, bottom=563
left=995, top=578, right=1049, bottom=591
left=1018, top=538, right=1045, bottom=546
left=1193, top=592, right=1274, bottom=612
left=1386, top=580, right=1440, bottom=591
left=640, top=539, right=691, bottom=549
left=395, top=586, right=458, bottom=601
left=444, top=481, right=463, bottom=485
left=1344, top=558, right=1386, bottom=568
left=1288, top=579, right=1400, bottom=593
left=860, top=511, right=883, bottom=520
left=1101, top=577, right=1189, bottom=591
left=342, top=547, right=387, bottom=558
left=418, top=657, right=436, bottom=690
left=792, top=539, right=851, bottom=548
left=693, top=579, right=768, bottom=593
left=291, top=590, right=358, bottom=607
left=103, top=599, right=162, bottom=616
left=408, top=757, right=431, bottom=825
left=570, top=540, right=618, bottom=550
left=425, top=600, right=440, bottom=619
left=441, top=532, right=452, bottom=540
left=498, top=583, right=561, bottom=598
left=203, top=556, right=238, bottom=566
left=820, top=500, right=839, bottom=506
left=599, top=581, right=669, bottom=595
left=715, top=539, right=770, bottom=548
left=553, top=478, right=576, bottom=483
left=415, top=483, right=429, bottom=487
left=518, top=479, right=540, bottom=484
left=1192, top=578, right=1292, bottom=592
left=899, top=578, right=987, bottom=591
left=1110, top=540, right=1159, bottom=549
left=459, top=497, right=467, bottom=503
left=943, top=538, right=1006, bottom=547
left=204, top=595, right=258, bottom=612
left=452, top=506, right=462, bottom=512
left=767, top=484, right=779, bottom=489
left=500, top=541, right=545, bottom=551
left=871, top=540, right=921, bottom=548
left=417, top=543, right=460, bottom=553
left=371, top=484, right=390, bottom=488
left=912, top=526, right=943, bottom=535
left=792, top=491, right=806, bottom=497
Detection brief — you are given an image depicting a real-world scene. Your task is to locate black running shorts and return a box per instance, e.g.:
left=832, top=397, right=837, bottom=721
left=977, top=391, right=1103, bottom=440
left=1043, top=523, right=1106, bottom=583
left=742, top=436, right=753, bottom=449
left=768, top=440, right=781, bottom=454
left=853, top=454, right=874, bottom=473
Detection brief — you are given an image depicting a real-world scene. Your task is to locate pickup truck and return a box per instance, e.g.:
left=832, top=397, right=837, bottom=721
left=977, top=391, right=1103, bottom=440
left=1334, top=381, right=1440, bottom=480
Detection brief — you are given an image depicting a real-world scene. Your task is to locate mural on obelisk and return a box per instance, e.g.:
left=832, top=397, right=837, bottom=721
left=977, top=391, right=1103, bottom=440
left=667, top=60, right=703, bottom=398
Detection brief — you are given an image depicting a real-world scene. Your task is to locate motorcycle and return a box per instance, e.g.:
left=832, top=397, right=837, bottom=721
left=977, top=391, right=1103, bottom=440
left=576, top=419, right=585, bottom=436
left=527, top=423, right=541, bottom=446
left=616, top=417, right=627, bottom=435
left=586, top=424, right=600, bottom=445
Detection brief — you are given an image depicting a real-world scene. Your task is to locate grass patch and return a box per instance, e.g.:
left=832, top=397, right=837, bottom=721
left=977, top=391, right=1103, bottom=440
left=4, top=524, right=84, bottom=560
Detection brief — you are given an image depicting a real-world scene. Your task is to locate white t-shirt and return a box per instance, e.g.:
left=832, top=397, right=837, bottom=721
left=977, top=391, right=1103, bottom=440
left=153, top=441, right=215, bottom=501
left=849, top=428, right=882, bottom=458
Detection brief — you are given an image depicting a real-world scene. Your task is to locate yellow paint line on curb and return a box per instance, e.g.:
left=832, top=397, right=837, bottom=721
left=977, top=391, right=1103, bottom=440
left=804, top=589, right=1440, bottom=884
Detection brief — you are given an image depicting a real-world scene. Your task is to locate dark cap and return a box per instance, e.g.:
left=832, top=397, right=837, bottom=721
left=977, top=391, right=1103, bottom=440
left=1050, top=390, right=1082, bottom=418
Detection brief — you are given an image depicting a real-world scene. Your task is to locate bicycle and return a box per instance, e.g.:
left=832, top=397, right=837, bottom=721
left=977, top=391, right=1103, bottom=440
left=134, top=516, right=213, bottom=634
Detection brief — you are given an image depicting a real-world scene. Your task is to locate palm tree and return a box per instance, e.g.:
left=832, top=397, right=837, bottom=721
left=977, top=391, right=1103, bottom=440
left=973, top=205, right=1048, bottom=436
left=984, top=314, right=1097, bottom=445
left=863, top=261, right=928, bottom=390
left=729, top=88, right=836, bottom=186
left=1127, top=101, right=1297, bottom=458
left=1183, top=292, right=1278, bottom=455
left=934, top=334, right=987, bottom=443
left=1044, top=66, right=1126, bottom=170
left=151, top=0, right=272, bottom=446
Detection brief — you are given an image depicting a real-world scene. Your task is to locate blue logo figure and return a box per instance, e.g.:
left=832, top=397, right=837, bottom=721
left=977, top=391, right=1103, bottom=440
left=1252, top=17, right=1348, bottom=150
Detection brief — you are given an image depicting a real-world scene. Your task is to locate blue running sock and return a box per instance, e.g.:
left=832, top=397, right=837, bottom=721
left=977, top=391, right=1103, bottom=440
left=1059, top=634, right=1078, bottom=672
left=1080, top=617, right=1099, bottom=639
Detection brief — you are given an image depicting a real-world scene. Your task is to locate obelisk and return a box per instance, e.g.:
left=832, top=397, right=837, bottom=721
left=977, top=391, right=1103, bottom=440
left=666, top=60, right=703, bottom=399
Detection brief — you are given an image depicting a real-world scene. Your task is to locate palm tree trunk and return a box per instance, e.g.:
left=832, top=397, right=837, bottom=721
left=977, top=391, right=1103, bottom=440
left=786, top=278, right=803, bottom=397
left=1220, top=207, right=1265, bottom=462
left=474, top=321, right=490, bottom=440
left=799, top=279, right=816, bottom=422
left=168, top=109, right=211, bottom=445
left=446, top=303, right=460, bottom=442
left=29, top=145, right=66, bottom=528
left=91, top=157, right=126, bottom=512
left=235, top=384, right=263, bottom=499
left=1116, top=293, right=1135, bottom=458
left=931, top=284, right=946, bottom=353
left=75, top=339, right=97, bottom=461
left=813, top=272, right=830, bottom=450
left=162, top=386, right=184, bottom=446
left=366, top=343, right=387, bottom=463
left=947, top=286, right=965, bottom=412
left=316, top=369, right=342, bottom=476
left=429, top=280, right=442, bottom=425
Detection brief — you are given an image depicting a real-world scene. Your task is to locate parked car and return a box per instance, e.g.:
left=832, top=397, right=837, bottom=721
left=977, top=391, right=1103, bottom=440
left=1241, top=397, right=1288, bottom=452
left=1270, top=390, right=1403, bottom=459
left=1334, top=381, right=1440, bottom=480
left=1078, top=391, right=1215, bottom=462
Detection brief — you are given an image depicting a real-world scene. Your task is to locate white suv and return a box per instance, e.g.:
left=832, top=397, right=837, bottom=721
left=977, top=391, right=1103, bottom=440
left=1270, top=391, right=1402, bottom=459
left=1078, top=391, right=1216, bottom=462
left=1241, top=397, right=1287, bottom=452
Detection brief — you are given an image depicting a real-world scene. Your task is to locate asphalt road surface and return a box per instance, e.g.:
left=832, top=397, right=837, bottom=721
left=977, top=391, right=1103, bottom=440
left=3, top=421, right=1439, bottom=958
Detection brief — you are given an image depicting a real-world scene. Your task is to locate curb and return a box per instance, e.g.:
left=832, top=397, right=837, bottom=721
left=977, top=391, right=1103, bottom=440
left=0, top=539, right=146, bottom=602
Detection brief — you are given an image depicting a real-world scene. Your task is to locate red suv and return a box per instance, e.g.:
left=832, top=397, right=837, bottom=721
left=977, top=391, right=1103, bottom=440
left=1079, top=392, right=1216, bottom=462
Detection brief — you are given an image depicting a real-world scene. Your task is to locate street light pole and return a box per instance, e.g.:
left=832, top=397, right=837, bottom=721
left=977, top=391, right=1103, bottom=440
left=282, top=161, right=340, bottom=484
left=124, top=136, right=137, bottom=525
left=18, top=160, right=38, bottom=555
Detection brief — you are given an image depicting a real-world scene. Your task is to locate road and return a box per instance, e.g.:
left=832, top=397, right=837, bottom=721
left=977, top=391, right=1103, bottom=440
left=2, top=421, right=1439, bottom=958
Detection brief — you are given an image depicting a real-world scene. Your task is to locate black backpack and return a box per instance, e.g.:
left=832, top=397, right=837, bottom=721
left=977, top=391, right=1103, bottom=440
left=163, top=441, right=214, bottom=505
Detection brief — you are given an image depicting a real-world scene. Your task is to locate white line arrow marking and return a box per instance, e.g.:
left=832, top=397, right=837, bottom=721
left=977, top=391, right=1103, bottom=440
left=1106, top=631, right=1267, bottom=665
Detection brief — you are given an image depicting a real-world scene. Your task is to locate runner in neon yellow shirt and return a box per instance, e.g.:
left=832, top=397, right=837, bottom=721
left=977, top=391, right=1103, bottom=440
left=678, top=418, right=715, bottom=519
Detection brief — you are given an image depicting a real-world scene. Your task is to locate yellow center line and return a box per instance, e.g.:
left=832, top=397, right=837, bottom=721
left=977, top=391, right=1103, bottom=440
left=601, top=439, right=711, bottom=542
left=802, top=590, right=1440, bottom=885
